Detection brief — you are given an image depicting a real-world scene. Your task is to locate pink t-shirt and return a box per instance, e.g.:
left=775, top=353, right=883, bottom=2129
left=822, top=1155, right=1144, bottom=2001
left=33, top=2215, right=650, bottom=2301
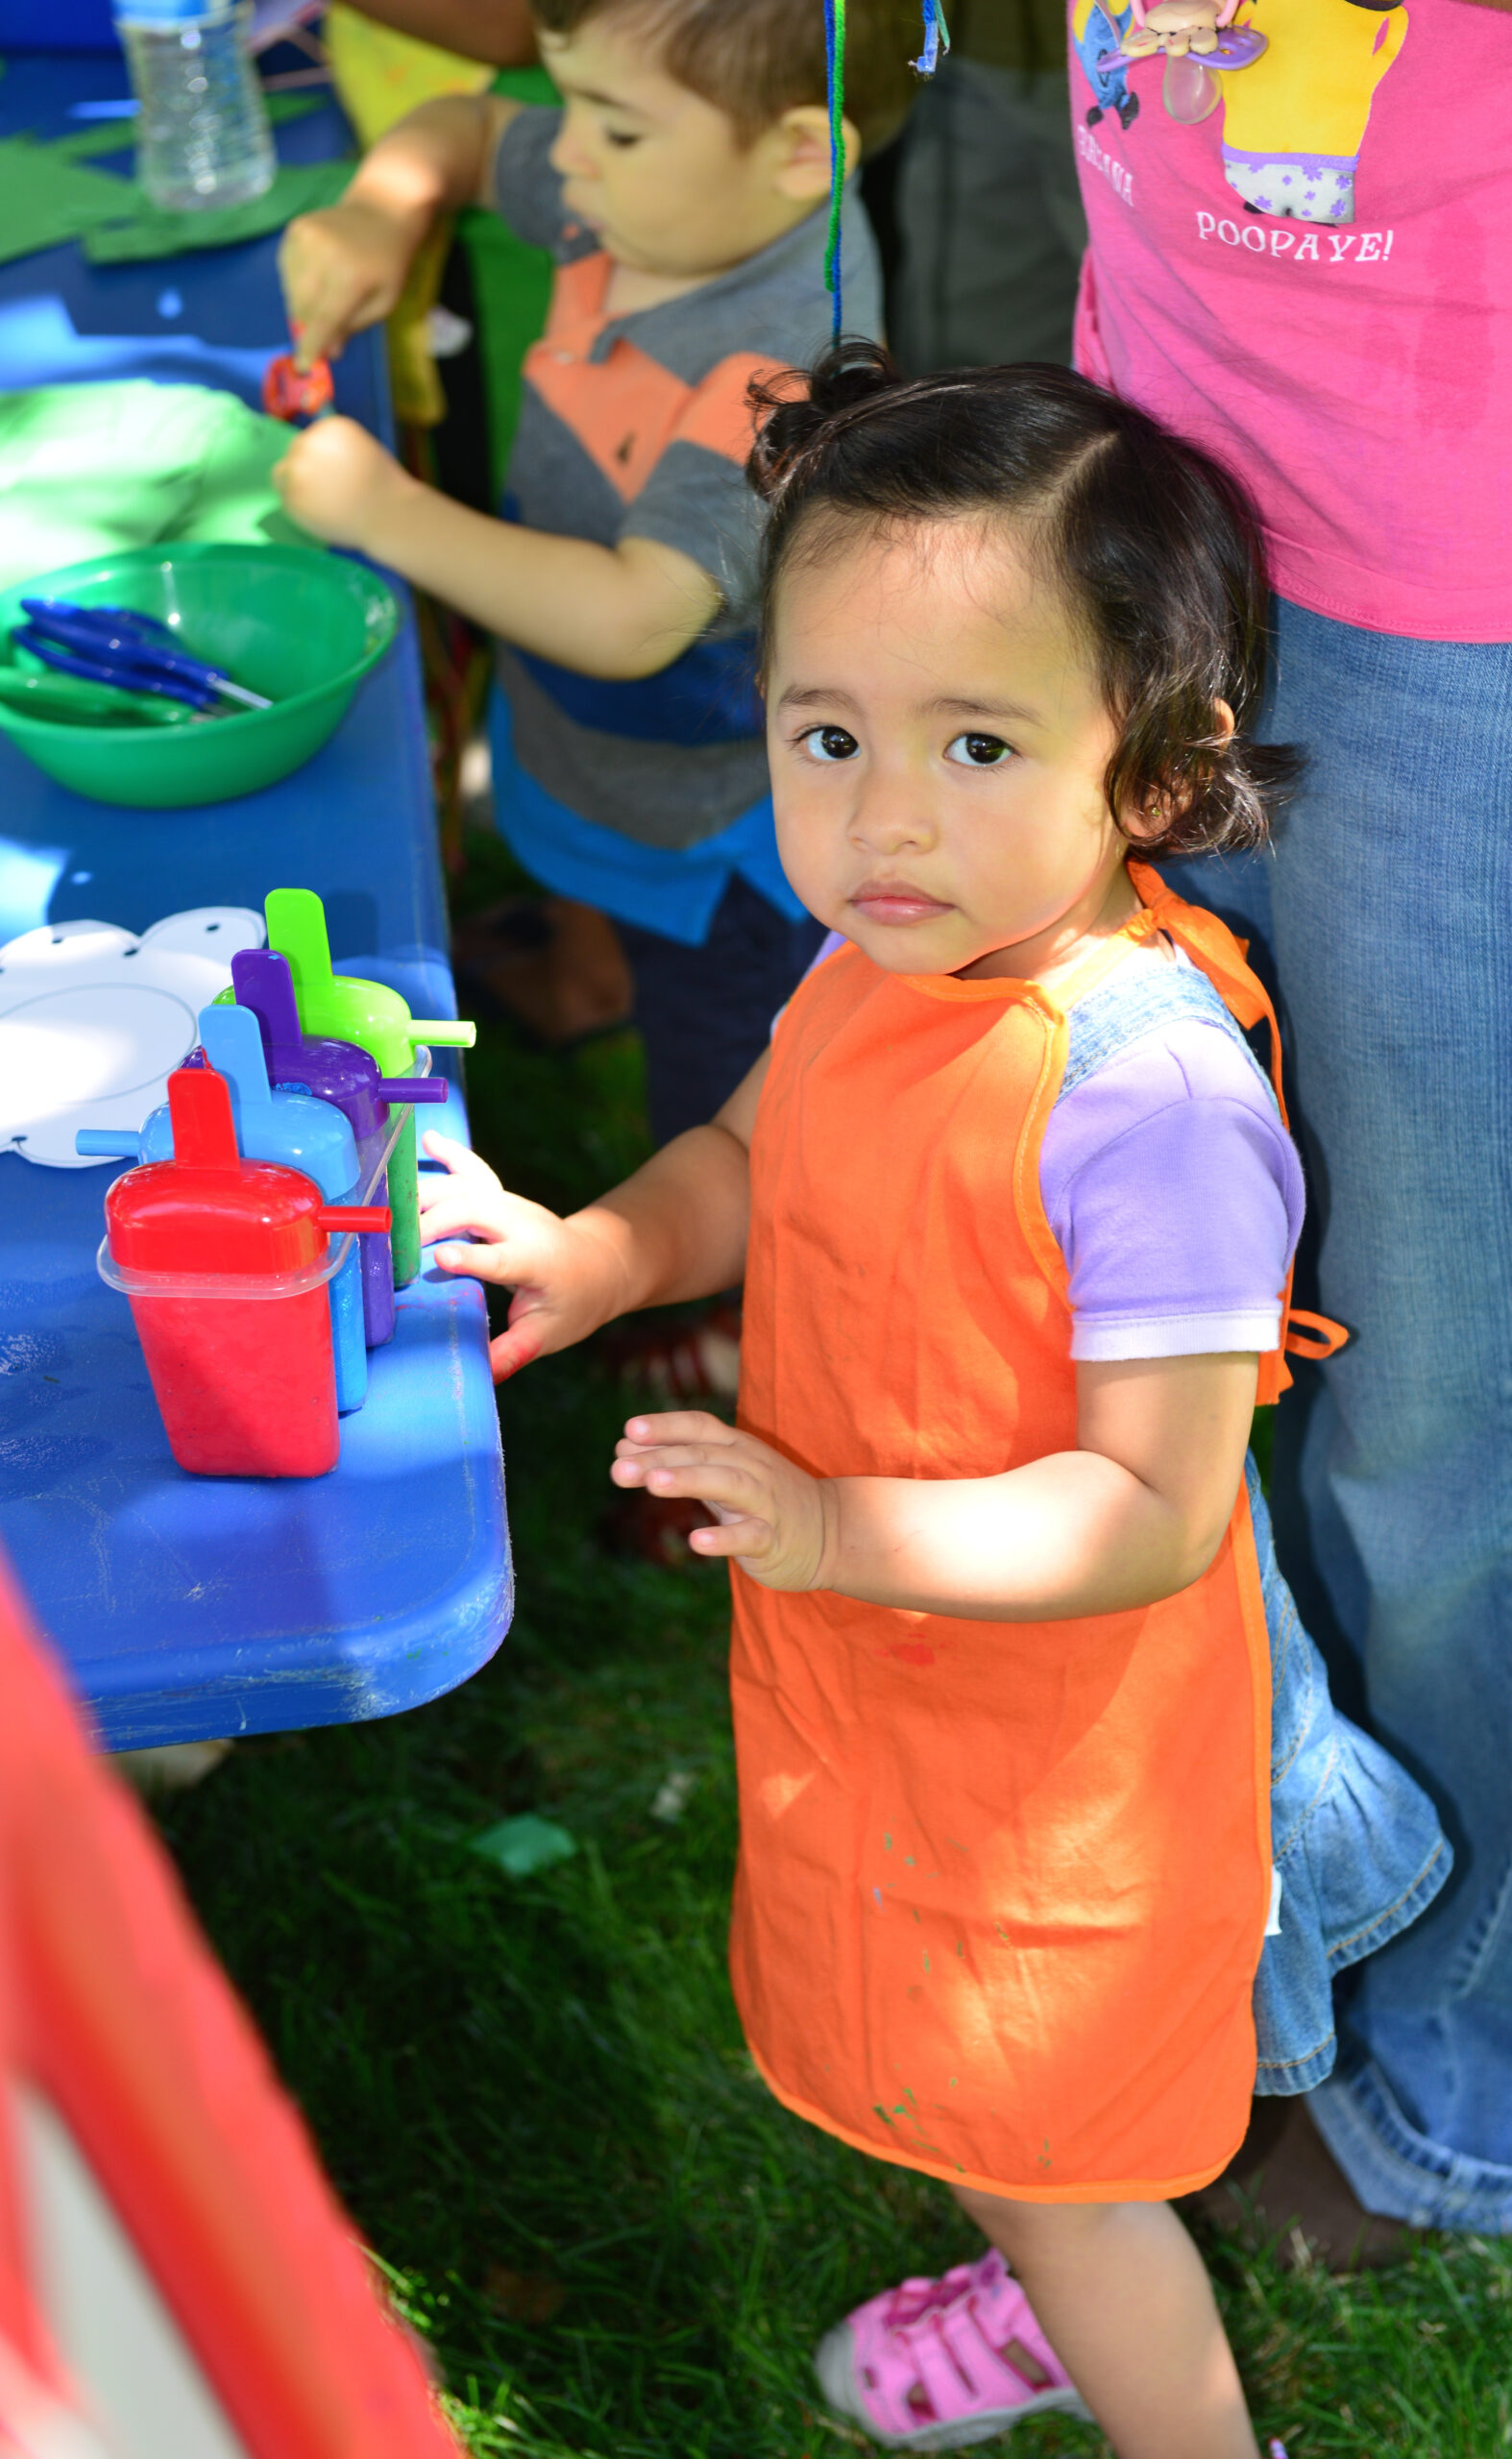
left=1068, top=0, right=1512, bottom=641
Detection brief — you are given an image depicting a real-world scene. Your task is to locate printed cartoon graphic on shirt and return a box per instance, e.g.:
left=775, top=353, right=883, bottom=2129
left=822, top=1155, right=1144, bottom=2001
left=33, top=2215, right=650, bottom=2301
left=1215, top=0, right=1408, bottom=224
left=1071, top=0, right=1141, bottom=132
left=1071, top=0, right=1409, bottom=227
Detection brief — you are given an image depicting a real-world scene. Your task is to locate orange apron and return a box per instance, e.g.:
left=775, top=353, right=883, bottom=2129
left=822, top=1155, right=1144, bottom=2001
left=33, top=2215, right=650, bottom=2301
left=729, top=864, right=1339, bottom=2203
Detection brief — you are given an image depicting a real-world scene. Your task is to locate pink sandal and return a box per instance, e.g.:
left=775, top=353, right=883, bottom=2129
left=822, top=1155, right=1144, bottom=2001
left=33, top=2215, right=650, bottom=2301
left=813, top=2247, right=1091, bottom=2448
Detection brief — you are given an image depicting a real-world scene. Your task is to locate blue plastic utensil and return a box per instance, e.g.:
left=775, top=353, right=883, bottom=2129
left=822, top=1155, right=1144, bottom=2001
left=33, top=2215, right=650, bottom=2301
left=17, top=597, right=272, bottom=716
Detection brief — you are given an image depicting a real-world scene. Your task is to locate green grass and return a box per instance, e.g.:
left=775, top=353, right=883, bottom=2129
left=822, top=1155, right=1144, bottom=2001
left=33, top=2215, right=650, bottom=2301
left=157, top=841, right=1512, bottom=2458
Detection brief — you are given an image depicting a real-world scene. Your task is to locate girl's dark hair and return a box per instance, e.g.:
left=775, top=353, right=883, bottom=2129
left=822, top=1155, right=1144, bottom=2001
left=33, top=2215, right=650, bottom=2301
left=747, top=340, right=1298, bottom=858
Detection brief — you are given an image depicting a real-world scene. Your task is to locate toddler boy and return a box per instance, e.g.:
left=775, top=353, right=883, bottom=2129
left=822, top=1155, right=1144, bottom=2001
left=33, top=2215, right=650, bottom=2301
left=276, top=0, right=919, bottom=1140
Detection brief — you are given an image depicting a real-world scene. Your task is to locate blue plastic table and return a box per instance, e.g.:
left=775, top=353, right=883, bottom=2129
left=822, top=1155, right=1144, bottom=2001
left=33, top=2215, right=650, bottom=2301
left=0, top=52, right=512, bottom=1745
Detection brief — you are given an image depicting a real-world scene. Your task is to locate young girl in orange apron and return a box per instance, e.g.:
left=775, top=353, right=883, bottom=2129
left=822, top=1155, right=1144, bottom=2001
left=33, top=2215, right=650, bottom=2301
left=421, top=344, right=1447, bottom=2458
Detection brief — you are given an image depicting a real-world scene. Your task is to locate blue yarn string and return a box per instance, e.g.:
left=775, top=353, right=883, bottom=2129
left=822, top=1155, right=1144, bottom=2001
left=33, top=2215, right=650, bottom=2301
left=913, top=0, right=950, bottom=76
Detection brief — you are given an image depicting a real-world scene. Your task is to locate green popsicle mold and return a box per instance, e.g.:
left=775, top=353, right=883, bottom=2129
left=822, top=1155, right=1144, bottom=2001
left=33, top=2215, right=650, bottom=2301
left=263, top=889, right=476, bottom=1284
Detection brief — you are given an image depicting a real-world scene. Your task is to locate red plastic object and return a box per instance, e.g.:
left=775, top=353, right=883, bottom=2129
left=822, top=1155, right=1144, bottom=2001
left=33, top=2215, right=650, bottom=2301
left=0, top=1550, right=462, bottom=2458
left=261, top=351, right=334, bottom=423
left=315, top=1203, right=391, bottom=1232
left=104, top=1066, right=389, bottom=1480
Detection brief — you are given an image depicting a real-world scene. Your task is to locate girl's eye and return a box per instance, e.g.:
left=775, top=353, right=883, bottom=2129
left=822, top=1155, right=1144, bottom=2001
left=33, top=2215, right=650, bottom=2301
left=601, top=123, right=642, bottom=147
left=944, top=732, right=1012, bottom=767
left=801, top=725, right=860, bottom=764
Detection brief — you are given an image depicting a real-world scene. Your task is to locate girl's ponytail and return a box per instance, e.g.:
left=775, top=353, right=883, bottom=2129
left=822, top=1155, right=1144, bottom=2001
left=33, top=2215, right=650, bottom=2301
left=747, top=337, right=906, bottom=509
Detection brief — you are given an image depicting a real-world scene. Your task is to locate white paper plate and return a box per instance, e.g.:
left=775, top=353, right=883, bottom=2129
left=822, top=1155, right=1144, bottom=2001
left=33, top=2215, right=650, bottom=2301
left=0, top=908, right=265, bottom=1167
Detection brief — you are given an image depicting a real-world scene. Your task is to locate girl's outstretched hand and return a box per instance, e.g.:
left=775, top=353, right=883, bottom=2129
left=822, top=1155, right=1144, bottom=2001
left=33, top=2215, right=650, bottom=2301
left=419, top=1131, right=626, bottom=1381
left=611, top=1411, right=834, bottom=1591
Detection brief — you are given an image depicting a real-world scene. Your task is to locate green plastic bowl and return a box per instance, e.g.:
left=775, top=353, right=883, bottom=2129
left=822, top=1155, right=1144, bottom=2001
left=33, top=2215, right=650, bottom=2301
left=0, top=542, right=399, bottom=808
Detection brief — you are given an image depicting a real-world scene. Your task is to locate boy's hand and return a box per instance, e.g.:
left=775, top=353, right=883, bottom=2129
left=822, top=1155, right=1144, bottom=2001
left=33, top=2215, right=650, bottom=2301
left=279, top=200, right=421, bottom=367
left=611, top=1411, right=835, bottom=1591
left=419, top=1132, right=629, bottom=1380
left=271, top=416, right=415, bottom=553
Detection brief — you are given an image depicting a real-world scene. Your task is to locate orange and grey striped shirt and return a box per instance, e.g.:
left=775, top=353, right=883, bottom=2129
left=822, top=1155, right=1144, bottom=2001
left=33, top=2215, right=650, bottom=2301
left=492, top=108, right=883, bottom=857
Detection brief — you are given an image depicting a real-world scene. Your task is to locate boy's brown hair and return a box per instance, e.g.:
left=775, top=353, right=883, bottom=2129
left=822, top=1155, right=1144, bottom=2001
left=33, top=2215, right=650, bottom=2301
left=532, top=0, right=924, bottom=153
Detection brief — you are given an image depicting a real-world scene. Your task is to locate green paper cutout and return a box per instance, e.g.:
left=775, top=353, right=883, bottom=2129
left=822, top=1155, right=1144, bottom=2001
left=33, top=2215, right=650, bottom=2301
left=0, top=136, right=134, bottom=266
left=84, top=156, right=354, bottom=264
left=0, top=380, right=315, bottom=596
left=472, top=1815, right=578, bottom=1879
left=49, top=124, right=145, bottom=163
left=0, top=106, right=350, bottom=273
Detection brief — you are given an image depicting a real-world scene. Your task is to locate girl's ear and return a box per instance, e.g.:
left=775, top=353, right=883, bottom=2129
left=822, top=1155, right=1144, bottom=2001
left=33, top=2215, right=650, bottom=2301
left=1120, top=797, right=1166, bottom=847
left=1120, top=698, right=1239, bottom=844
left=768, top=105, right=862, bottom=204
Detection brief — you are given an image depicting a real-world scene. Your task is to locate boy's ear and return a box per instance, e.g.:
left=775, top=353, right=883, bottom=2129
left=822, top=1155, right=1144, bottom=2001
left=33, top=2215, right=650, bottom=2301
left=768, top=104, right=862, bottom=203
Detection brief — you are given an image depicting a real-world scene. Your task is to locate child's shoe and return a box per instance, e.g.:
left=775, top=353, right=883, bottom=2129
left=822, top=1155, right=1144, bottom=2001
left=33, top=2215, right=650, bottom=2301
left=813, top=2247, right=1091, bottom=2448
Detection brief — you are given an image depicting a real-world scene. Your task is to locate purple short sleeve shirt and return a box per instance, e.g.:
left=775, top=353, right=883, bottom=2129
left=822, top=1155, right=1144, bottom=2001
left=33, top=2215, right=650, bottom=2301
left=1040, top=1013, right=1303, bottom=1361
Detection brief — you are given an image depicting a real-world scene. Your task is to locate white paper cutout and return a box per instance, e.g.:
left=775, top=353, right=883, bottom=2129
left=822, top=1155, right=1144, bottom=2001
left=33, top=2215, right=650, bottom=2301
left=0, top=908, right=264, bottom=1168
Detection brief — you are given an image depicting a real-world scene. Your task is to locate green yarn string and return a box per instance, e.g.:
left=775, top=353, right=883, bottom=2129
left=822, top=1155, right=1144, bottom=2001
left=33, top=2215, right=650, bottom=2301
left=823, top=0, right=846, bottom=336
left=826, top=0, right=949, bottom=336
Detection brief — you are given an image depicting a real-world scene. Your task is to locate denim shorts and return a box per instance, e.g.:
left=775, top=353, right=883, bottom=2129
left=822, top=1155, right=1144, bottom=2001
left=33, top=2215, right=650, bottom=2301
left=1248, top=1457, right=1451, bottom=2093
left=1061, top=945, right=1452, bottom=2095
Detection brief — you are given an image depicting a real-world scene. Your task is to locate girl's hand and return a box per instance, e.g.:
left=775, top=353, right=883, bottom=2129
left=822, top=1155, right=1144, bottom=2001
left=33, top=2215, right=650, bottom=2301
left=419, top=1131, right=629, bottom=1380
left=279, top=200, right=421, bottom=368
left=611, top=1411, right=835, bottom=1591
left=271, top=416, right=416, bottom=553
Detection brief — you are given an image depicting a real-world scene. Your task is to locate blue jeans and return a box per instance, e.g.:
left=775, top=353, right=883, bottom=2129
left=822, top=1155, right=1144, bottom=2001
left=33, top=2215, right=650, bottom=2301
left=1163, top=597, right=1512, bottom=2230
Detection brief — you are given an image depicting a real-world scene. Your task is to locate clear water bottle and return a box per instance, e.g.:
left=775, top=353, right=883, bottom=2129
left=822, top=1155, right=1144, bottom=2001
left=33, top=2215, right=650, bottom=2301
left=113, top=0, right=276, bottom=213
